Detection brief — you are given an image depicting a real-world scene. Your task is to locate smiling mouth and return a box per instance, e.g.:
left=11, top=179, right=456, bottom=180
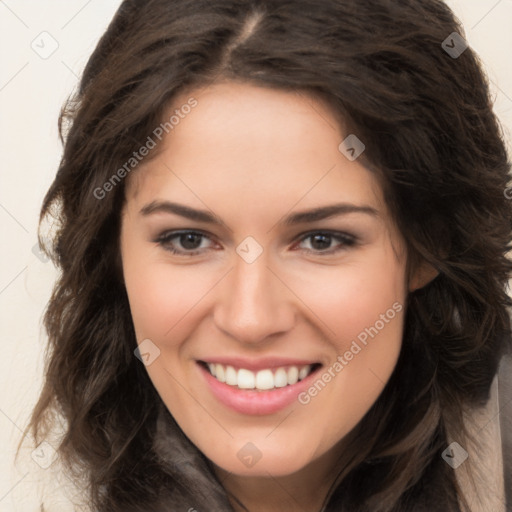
left=198, top=361, right=322, bottom=391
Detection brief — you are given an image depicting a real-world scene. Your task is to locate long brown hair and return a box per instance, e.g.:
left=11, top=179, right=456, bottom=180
left=23, top=0, right=512, bottom=510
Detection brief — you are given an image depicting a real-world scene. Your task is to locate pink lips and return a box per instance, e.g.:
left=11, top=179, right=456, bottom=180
left=197, top=359, right=321, bottom=415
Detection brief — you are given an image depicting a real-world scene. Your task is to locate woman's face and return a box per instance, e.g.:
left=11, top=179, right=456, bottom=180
left=120, top=81, right=413, bottom=478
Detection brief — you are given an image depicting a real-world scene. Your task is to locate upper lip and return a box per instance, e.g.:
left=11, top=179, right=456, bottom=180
left=198, top=356, right=321, bottom=372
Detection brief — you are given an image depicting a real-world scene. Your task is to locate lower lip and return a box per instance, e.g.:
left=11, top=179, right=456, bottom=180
left=198, top=363, right=320, bottom=415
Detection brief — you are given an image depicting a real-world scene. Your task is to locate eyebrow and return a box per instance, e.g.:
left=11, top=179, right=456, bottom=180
left=139, top=200, right=378, bottom=226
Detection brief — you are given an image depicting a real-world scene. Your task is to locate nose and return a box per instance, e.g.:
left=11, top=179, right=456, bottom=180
left=213, top=251, right=296, bottom=345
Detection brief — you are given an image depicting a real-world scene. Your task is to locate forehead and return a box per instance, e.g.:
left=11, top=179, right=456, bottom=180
left=124, top=81, right=384, bottom=213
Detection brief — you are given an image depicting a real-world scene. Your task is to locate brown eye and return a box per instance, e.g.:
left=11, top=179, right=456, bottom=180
left=155, top=230, right=214, bottom=255
left=296, top=231, right=357, bottom=254
left=179, top=233, right=203, bottom=250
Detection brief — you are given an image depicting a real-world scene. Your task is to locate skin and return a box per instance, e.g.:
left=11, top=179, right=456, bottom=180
left=120, top=81, right=435, bottom=512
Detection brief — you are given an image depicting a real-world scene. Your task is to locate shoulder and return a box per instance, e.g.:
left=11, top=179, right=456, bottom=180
left=498, top=353, right=512, bottom=511
left=452, top=361, right=510, bottom=512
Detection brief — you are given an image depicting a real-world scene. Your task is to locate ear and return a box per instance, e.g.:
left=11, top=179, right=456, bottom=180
left=408, top=260, right=439, bottom=292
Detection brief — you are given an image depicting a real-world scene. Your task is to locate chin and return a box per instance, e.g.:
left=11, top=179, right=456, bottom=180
left=206, top=439, right=320, bottom=478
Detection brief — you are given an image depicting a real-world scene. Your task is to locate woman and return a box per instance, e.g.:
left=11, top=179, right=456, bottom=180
left=23, top=0, right=512, bottom=510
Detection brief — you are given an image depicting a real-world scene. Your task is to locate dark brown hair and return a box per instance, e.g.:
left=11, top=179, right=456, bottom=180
left=23, top=0, right=512, bottom=511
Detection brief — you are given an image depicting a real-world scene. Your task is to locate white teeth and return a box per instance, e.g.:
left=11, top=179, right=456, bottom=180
left=287, top=366, right=299, bottom=385
left=215, top=364, right=226, bottom=383
left=225, top=365, right=237, bottom=385
left=255, top=369, right=274, bottom=390
left=206, top=363, right=314, bottom=390
left=274, top=368, right=288, bottom=388
left=237, top=368, right=255, bottom=389
left=298, top=366, right=309, bottom=380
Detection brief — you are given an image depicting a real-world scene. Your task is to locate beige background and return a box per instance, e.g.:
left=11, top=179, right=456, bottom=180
left=0, top=1, right=511, bottom=510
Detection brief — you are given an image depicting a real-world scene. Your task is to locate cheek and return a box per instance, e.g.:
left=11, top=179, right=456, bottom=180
left=291, top=252, right=406, bottom=347
left=291, top=251, right=406, bottom=441
left=122, top=256, right=214, bottom=406
left=123, top=253, right=213, bottom=343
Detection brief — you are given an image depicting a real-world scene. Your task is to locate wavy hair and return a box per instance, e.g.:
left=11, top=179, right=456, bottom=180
left=23, top=0, right=512, bottom=510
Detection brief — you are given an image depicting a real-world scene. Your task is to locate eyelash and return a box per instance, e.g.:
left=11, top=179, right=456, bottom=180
left=154, top=229, right=358, bottom=257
